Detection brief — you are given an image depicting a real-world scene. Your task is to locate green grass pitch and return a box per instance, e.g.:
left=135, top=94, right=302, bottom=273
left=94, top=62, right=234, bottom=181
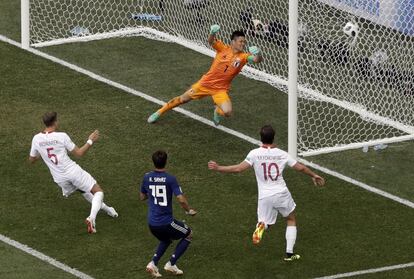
left=0, top=1, right=413, bottom=278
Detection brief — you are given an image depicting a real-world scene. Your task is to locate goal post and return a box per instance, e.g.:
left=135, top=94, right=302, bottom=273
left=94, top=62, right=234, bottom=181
left=23, top=0, right=414, bottom=156
left=21, top=0, right=30, bottom=49
left=288, top=0, right=299, bottom=158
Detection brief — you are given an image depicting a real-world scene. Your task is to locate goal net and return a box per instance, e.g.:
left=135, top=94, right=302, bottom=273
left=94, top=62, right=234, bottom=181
left=27, top=0, right=414, bottom=156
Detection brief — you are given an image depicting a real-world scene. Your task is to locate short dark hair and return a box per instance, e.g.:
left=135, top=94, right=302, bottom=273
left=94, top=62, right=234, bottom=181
left=260, top=125, right=275, bottom=144
left=231, top=30, right=245, bottom=40
left=152, top=150, right=168, bottom=169
left=42, top=112, right=57, bottom=127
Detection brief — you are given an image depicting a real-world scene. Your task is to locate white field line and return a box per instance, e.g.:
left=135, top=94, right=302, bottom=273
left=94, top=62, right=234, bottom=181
left=1, top=34, right=413, bottom=211
left=0, top=234, right=95, bottom=279
left=314, top=262, right=414, bottom=279
left=1, top=34, right=414, bottom=278
left=301, top=159, right=414, bottom=209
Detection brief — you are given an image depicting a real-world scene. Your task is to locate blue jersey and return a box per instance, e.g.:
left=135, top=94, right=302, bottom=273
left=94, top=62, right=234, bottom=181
left=141, top=170, right=183, bottom=226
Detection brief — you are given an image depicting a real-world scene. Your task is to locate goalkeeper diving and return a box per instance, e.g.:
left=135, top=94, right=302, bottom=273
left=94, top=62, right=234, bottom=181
left=148, top=24, right=263, bottom=125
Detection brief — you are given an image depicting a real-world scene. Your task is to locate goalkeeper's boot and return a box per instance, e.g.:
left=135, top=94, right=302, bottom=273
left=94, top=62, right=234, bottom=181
left=85, top=217, right=96, bottom=234
left=284, top=253, right=301, bottom=262
left=164, top=261, right=183, bottom=275
left=213, top=109, right=223, bottom=126
left=252, top=222, right=265, bottom=245
left=148, top=112, right=161, bottom=124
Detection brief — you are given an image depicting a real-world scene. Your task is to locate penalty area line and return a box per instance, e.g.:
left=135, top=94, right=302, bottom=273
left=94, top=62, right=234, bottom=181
left=0, top=234, right=95, bottom=279
left=314, top=261, right=414, bottom=279
left=0, top=34, right=413, bottom=211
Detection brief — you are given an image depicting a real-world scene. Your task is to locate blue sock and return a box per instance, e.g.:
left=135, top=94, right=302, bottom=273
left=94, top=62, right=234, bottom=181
left=152, top=240, right=171, bottom=265
left=170, top=238, right=191, bottom=265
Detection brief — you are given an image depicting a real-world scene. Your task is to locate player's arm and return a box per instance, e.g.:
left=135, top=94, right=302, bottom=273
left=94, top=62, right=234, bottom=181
left=28, top=156, right=40, bottom=164
left=247, top=46, right=263, bottom=64
left=28, top=140, right=40, bottom=164
left=140, top=192, right=148, bottom=201
left=292, top=162, right=325, bottom=186
left=71, top=130, right=99, bottom=158
left=140, top=177, right=149, bottom=201
left=176, top=194, right=197, bottom=216
left=207, top=34, right=216, bottom=46
left=208, top=160, right=251, bottom=173
left=208, top=24, right=220, bottom=46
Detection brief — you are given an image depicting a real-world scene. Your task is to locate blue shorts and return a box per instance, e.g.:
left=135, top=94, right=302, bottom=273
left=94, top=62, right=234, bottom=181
left=149, top=219, right=191, bottom=241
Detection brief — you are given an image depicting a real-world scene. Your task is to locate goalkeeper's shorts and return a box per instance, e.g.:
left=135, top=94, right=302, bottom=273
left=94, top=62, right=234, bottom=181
left=189, top=82, right=230, bottom=105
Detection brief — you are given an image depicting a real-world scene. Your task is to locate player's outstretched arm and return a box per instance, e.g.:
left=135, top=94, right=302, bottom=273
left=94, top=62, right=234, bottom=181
left=28, top=156, right=40, bottom=164
left=208, top=160, right=251, bottom=173
left=176, top=194, right=197, bottom=216
left=71, top=130, right=99, bottom=158
left=292, top=162, right=325, bottom=186
left=247, top=46, right=263, bottom=63
left=208, top=24, right=220, bottom=46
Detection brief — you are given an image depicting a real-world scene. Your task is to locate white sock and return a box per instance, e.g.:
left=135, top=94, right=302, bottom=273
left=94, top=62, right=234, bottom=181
left=285, top=226, right=297, bottom=254
left=82, top=192, right=110, bottom=212
left=89, top=192, right=104, bottom=221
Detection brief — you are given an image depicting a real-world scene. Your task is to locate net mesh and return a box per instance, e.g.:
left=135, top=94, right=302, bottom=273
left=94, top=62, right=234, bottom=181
left=30, top=0, right=414, bottom=154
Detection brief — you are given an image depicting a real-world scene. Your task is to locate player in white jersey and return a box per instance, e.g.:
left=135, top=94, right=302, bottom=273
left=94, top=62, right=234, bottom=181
left=208, top=125, right=325, bottom=261
left=29, top=112, right=118, bottom=234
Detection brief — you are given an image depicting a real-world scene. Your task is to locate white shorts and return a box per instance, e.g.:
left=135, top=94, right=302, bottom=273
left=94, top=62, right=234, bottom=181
left=56, top=166, right=96, bottom=197
left=257, top=190, right=296, bottom=225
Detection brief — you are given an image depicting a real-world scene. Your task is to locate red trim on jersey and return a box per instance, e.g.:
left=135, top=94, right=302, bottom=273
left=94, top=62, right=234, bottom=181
left=261, top=144, right=276, bottom=149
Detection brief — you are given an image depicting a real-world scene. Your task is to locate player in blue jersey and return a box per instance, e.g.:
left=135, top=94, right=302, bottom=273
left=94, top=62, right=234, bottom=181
left=140, top=150, right=197, bottom=277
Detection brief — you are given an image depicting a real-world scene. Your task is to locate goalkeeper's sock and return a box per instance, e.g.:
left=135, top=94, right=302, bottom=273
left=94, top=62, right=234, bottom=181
left=215, top=106, right=225, bottom=116
left=213, top=107, right=225, bottom=126
left=158, top=97, right=183, bottom=115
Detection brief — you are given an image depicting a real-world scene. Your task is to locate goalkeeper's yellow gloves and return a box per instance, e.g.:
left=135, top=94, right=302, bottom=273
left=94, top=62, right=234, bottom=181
left=210, top=24, right=220, bottom=35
